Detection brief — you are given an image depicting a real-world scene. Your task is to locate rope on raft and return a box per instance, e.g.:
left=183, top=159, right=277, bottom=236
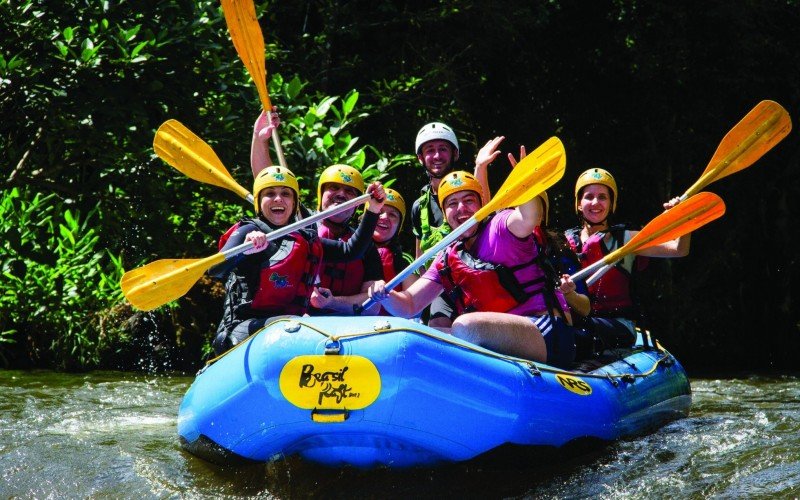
left=201, top=317, right=677, bottom=383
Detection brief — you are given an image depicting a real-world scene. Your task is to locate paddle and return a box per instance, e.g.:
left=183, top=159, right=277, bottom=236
left=579, top=101, right=789, bottom=285
left=220, top=0, right=288, bottom=169
left=571, top=192, right=726, bottom=285
left=680, top=100, right=791, bottom=201
left=121, top=193, right=372, bottom=311
left=153, top=119, right=253, bottom=204
left=356, top=136, right=567, bottom=314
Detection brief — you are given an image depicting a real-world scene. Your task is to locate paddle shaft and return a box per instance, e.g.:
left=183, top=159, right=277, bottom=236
left=266, top=110, right=288, bottom=169
left=213, top=193, right=372, bottom=264
left=121, top=193, right=372, bottom=309
left=585, top=264, right=612, bottom=286
left=357, top=218, right=478, bottom=313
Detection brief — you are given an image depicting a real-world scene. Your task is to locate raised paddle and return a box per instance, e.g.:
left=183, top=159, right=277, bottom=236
left=357, top=136, right=567, bottom=313
left=154, top=119, right=253, bottom=204
left=220, top=0, right=288, bottom=169
left=571, top=192, right=726, bottom=285
left=578, top=101, right=788, bottom=286
left=680, top=100, right=791, bottom=201
left=121, top=193, right=372, bottom=311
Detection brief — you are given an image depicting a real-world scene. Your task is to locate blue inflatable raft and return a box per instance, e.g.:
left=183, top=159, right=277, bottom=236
left=178, top=316, right=691, bottom=468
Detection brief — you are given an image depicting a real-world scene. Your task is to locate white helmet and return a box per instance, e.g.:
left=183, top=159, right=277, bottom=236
left=414, top=122, right=460, bottom=155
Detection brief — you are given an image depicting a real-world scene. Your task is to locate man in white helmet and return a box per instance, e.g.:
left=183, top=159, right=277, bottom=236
left=410, top=122, right=461, bottom=258
left=409, top=122, right=462, bottom=327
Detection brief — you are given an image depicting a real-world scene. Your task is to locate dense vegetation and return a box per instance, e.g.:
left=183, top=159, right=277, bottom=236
left=2, top=0, right=798, bottom=372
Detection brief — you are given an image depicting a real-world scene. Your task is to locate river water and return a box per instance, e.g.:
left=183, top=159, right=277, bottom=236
left=1, top=370, right=798, bottom=499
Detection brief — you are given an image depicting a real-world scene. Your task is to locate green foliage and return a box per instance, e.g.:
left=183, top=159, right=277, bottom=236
left=0, top=188, right=124, bottom=370
left=267, top=74, right=411, bottom=199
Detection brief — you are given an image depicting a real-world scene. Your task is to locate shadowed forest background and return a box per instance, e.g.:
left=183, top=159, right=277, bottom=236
left=1, top=0, right=798, bottom=372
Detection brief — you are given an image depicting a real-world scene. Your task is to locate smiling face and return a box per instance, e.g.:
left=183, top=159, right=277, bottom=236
left=373, top=205, right=402, bottom=244
left=259, top=186, right=296, bottom=226
left=418, top=139, right=457, bottom=180
left=320, top=182, right=360, bottom=223
left=578, top=184, right=612, bottom=226
left=442, top=190, right=481, bottom=239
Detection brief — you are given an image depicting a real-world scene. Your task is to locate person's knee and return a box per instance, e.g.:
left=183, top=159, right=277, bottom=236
left=451, top=315, right=481, bottom=343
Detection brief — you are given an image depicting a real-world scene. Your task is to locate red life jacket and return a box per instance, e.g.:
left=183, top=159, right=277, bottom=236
left=435, top=241, right=546, bottom=315
left=317, top=224, right=366, bottom=296
left=378, top=246, right=398, bottom=283
left=377, top=244, right=409, bottom=316
left=251, top=232, right=323, bottom=315
left=565, top=225, right=640, bottom=317
left=218, top=220, right=323, bottom=316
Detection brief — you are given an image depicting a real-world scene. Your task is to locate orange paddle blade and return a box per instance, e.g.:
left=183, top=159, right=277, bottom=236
left=682, top=100, right=791, bottom=199
left=606, top=192, right=725, bottom=263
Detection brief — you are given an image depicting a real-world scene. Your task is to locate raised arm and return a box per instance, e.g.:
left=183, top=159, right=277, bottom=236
left=474, top=136, right=506, bottom=205
left=506, top=195, right=544, bottom=238
left=250, top=108, right=280, bottom=177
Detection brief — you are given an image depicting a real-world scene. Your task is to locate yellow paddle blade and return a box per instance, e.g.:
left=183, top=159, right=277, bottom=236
left=476, top=136, right=566, bottom=220
left=605, top=192, right=725, bottom=263
left=682, top=100, right=792, bottom=199
left=121, top=253, right=227, bottom=311
left=221, top=0, right=289, bottom=168
left=154, top=120, right=252, bottom=202
left=506, top=136, right=567, bottom=208
left=221, top=0, right=272, bottom=111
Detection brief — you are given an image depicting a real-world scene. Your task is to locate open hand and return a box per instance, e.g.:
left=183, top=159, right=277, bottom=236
left=508, top=144, right=527, bottom=168
left=476, top=136, right=506, bottom=169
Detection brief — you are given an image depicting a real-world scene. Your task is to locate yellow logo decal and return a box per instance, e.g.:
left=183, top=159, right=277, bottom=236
left=555, top=373, right=592, bottom=396
left=279, top=355, right=381, bottom=410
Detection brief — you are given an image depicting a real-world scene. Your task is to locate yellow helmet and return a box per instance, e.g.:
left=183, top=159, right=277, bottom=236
left=316, top=164, right=365, bottom=210
left=437, top=171, right=483, bottom=208
left=383, top=188, right=407, bottom=230
left=253, top=166, right=300, bottom=215
left=574, top=168, right=618, bottom=214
